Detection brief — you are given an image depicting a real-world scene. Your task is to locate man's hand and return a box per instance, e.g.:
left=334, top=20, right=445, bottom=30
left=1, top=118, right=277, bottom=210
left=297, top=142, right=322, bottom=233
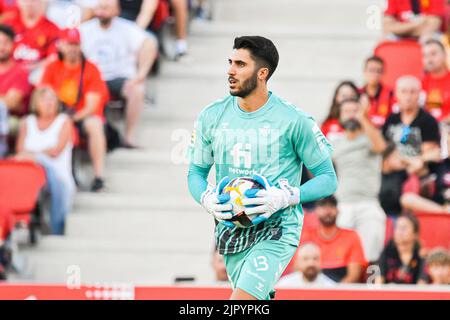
left=242, top=174, right=300, bottom=225
left=201, top=176, right=234, bottom=226
left=403, top=156, right=426, bottom=175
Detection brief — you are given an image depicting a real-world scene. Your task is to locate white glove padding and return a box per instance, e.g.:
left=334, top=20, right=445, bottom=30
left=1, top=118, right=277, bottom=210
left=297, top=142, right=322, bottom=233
left=242, top=174, right=300, bottom=223
left=201, top=176, right=233, bottom=221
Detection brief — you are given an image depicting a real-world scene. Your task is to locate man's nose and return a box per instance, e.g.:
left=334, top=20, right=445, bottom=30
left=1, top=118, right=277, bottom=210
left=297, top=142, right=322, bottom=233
left=228, top=65, right=236, bottom=76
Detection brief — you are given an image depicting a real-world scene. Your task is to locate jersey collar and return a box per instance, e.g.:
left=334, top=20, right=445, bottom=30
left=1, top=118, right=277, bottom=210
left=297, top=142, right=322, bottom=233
left=232, top=91, right=275, bottom=119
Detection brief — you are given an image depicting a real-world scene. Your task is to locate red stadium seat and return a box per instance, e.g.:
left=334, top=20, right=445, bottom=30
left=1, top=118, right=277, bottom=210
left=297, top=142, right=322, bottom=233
left=150, top=0, right=170, bottom=31
left=0, top=160, right=46, bottom=225
left=414, top=212, right=450, bottom=250
left=374, top=40, right=423, bottom=89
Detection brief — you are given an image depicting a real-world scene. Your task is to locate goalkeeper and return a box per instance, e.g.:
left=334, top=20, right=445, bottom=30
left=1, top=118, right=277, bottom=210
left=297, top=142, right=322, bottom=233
left=187, top=36, right=337, bottom=300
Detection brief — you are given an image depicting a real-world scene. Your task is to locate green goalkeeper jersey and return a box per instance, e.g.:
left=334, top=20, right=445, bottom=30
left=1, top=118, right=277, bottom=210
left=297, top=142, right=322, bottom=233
left=188, top=92, right=333, bottom=255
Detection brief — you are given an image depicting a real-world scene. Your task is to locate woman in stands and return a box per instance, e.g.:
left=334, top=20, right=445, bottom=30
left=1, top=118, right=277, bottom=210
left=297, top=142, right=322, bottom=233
left=15, top=86, right=75, bottom=235
left=375, top=213, right=425, bottom=284
left=321, top=81, right=360, bottom=142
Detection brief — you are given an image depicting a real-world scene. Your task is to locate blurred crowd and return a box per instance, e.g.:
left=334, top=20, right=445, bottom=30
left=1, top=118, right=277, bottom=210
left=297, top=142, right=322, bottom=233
left=212, top=0, right=450, bottom=288
left=0, top=0, right=211, bottom=280
left=0, top=0, right=449, bottom=287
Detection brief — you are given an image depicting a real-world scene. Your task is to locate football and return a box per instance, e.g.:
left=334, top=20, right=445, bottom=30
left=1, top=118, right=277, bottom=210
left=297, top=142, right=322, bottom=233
left=220, top=177, right=266, bottom=228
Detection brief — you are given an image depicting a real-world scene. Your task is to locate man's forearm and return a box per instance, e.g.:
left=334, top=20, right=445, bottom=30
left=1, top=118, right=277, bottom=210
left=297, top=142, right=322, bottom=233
left=300, top=158, right=337, bottom=204
left=187, top=163, right=212, bottom=204
left=341, top=264, right=363, bottom=283
left=136, top=0, right=158, bottom=29
left=384, top=17, right=421, bottom=36
left=361, top=117, right=386, bottom=153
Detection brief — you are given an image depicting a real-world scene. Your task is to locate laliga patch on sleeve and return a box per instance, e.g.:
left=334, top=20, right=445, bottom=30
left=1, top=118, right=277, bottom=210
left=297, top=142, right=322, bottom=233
left=189, top=123, right=197, bottom=147
left=312, top=123, right=328, bottom=150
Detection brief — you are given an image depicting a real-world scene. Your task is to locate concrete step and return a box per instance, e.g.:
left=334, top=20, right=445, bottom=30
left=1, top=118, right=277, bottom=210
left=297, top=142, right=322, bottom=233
left=65, top=210, right=214, bottom=244
left=20, top=237, right=215, bottom=284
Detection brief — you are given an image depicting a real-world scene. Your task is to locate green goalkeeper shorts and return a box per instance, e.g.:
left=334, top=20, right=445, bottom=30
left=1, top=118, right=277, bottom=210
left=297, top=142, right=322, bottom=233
left=223, top=238, right=298, bottom=300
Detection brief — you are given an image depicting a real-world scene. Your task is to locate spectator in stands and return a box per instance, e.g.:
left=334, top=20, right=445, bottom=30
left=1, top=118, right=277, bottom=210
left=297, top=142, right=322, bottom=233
left=171, top=0, right=188, bottom=58
left=40, top=28, right=108, bottom=192
left=321, top=80, right=360, bottom=142
left=383, top=0, right=446, bottom=40
left=0, top=0, right=18, bottom=23
left=379, top=143, right=410, bottom=216
left=375, top=213, right=425, bottom=284
left=2, top=0, right=60, bottom=83
left=360, top=56, right=395, bottom=128
left=382, top=75, right=441, bottom=168
left=333, top=98, right=387, bottom=263
left=400, top=125, right=450, bottom=213
left=421, top=39, right=450, bottom=123
left=80, top=0, right=158, bottom=148
left=119, top=0, right=158, bottom=29
left=15, top=86, right=75, bottom=235
left=277, top=242, right=335, bottom=287
left=211, top=249, right=228, bottom=282
left=381, top=76, right=441, bottom=215
left=0, top=24, right=32, bottom=155
left=300, top=195, right=367, bottom=283
left=418, top=247, right=450, bottom=284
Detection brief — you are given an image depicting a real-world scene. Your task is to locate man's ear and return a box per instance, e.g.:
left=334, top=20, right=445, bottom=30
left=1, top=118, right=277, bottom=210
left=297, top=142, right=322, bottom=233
left=258, top=67, right=269, bottom=81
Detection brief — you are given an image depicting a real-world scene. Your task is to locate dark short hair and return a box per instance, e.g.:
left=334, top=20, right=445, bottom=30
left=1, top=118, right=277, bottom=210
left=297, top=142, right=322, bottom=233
left=422, top=38, right=446, bottom=53
left=233, top=36, right=279, bottom=81
left=0, top=24, right=15, bottom=41
left=365, top=55, right=385, bottom=69
left=316, top=195, right=338, bottom=207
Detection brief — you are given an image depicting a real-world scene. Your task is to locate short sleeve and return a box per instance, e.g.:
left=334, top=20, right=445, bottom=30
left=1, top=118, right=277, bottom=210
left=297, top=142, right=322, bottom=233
left=127, top=22, right=147, bottom=53
left=40, top=63, right=55, bottom=86
left=84, top=63, right=105, bottom=94
left=293, top=115, right=333, bottom=170
left=83, top=62, right=109, bottom=111
left=347, top=232, right=367, bottom=265
left=421, top=113, right=440, bottom=143
left=188, top=111, right=214, bottom=168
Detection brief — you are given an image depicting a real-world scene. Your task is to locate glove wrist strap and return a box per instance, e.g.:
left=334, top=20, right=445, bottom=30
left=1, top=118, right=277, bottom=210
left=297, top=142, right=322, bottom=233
left=278, top=179, right=300, bottom=206
left=200, top=184, right=215, bottom=207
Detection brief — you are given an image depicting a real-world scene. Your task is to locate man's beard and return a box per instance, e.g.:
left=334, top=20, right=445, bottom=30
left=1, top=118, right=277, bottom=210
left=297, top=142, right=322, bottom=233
left=302, top=266, right=320, bottom=282
left=229, top=71, right=258, bottom=98
left=318, top=215, right=336, bottom=227
left=0, top=54, right=10, bottom=63
left=340, top=119, right=362, bottom=132
left=99, top=17, right=113, bottom=27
